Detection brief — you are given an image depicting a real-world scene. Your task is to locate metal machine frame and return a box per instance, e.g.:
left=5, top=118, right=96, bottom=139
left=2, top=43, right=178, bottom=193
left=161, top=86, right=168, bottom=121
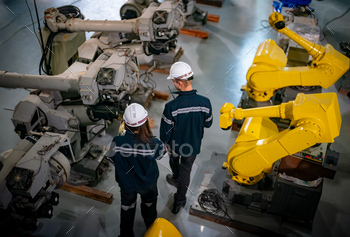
left=0, top=1, right=186, bottom=232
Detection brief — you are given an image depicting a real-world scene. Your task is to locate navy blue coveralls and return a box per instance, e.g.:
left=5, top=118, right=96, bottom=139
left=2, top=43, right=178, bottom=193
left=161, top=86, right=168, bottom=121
left=160, top=89, right=213, bottom=202
left=108, top=130, right=166, bottom=237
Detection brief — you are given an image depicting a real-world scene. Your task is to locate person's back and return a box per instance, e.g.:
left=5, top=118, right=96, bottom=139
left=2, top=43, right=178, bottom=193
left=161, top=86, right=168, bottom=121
left=108, top=103, right=166, bottom=237
left=161, top=90, right=212, bottom=156
left=159, top=62, right=213, bottom=214
left=112, top=133, right=164, bottom=191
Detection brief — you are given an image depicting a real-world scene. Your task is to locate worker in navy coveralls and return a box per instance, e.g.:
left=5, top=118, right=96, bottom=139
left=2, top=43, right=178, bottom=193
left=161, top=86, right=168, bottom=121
left=107, top=103, right=167, bottom=237
left=160, top=62, right=213, bottom=214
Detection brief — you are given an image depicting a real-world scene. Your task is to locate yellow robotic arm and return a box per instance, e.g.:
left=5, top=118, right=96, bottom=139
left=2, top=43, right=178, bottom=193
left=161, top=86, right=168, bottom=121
left=220, top=93, right=341, bottom=185
left=243, top=12, right=349, bottom=102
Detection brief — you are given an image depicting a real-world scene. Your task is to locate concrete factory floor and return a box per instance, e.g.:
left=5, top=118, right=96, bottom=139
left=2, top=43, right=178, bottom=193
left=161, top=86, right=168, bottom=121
left=1, top=0, right=350, bottom=236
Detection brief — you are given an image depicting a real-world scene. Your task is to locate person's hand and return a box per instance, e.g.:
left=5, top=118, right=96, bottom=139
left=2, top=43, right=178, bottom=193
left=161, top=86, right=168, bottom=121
left=165, top=145, right=171, bottom=154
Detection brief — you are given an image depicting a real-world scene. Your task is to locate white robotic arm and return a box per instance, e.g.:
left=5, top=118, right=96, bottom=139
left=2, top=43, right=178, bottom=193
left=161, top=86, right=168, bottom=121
left=0, top=2, right=185, bottom=232
left=45, top=1, right=185, bottom=55
left=45, top=7, right=137, bottom=33
left=120, top=0, right=208, bottom=27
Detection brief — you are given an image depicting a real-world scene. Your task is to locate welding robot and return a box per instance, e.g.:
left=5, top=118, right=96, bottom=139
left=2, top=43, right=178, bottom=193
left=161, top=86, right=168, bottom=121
left=216, top=11, right=348, bottom=224
left=220, top=92, right=342, bottom=223
left=239, top=12, right=349, bottom=110
left=120, top=0, right=208, bottom=28
left=0, top=2, right=185, bottom=233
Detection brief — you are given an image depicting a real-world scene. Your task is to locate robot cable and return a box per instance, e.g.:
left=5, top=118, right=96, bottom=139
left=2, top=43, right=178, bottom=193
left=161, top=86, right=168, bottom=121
left=198, top=188, right=234, bottom=222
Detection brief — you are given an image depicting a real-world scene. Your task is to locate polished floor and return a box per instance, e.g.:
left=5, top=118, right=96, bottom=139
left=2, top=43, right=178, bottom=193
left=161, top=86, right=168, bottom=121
left=0, top=0, right=350, bottom=236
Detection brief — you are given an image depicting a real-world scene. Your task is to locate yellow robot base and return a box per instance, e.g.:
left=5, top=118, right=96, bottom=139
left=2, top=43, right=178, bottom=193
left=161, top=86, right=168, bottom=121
left=189, top=151, right=325, bottom=236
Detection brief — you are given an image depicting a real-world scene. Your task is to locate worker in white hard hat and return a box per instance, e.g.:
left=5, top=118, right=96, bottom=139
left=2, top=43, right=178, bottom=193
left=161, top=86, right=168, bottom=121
left=107, top=103, right=167, bottom=237
left=160, top=61, right=213, bottom=214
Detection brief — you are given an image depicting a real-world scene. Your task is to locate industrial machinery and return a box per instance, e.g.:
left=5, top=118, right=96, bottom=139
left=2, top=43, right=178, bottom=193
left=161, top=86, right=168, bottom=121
left=120, top=0, right=207, bottom=28
left=340, top=41, right=350, bottom=58
left=144, top=218, right=182, bottom=237
left=273, top=0, right=314, bottom=16
left=41, top=2, right=185, bottom=75
left=338, top=41, right=350, bottom=95
left=240, top=12, right=349, bottom=109
left=0, top=1, right=185, bottom=233
left=0, top=133, right=71, bottom=231
left=219, top=92, right=341, bottom=223
left=275, top=4, right=319, bottom=66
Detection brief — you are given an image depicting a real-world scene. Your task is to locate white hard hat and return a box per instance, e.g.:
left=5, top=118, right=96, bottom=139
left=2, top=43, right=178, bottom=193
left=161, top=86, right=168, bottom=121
left=123, top=103, right=148, bottom=127
left=167, top=61, right=194, bottom=80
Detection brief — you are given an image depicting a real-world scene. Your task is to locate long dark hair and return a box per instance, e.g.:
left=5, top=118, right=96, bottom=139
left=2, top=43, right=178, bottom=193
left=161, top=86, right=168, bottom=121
left=125, top=119, right=153, bottom=144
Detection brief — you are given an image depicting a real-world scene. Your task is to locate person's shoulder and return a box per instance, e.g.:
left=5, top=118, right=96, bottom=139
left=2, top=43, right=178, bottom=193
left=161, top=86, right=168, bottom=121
left=112, top=135, right=119, bottom=141
left=165, top=97, right=180, bottom=109
left=113, top=134, right=129, bottom=143
left=150, top=136, right=162, bottom=144
left=195, top=93, right=211, bottom=104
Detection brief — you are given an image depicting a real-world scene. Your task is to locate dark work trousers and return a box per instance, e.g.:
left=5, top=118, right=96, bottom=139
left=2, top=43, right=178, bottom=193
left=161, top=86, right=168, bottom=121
left=169, top=153, right=197, bottom=202
left=119, top=182, right=158, bottom=237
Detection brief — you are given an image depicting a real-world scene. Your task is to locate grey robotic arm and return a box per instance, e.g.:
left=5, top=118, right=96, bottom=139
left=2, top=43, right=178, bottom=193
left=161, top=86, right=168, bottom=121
left=120, top=0, right=207, bottom=27
left=0, top=3, right=185, bottom=232
left=45, top=1, right=185, bottom=55
left=0, top=48, right=138, bottom=120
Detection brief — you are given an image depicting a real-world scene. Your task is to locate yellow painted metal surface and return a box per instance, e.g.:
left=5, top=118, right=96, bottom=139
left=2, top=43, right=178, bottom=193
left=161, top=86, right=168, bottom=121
left=220, top=93, right=342, bottom=185
left=244, top=39, right=287, bottom=101
left=144, top=218, right=182, bottom=237
left=219, top=102, right=235, bottom=129
left=226, top=117, right=280, bottom=184
left=243, top=12, right=349, bottom=102
left=118, top=121, right=126, bottom=135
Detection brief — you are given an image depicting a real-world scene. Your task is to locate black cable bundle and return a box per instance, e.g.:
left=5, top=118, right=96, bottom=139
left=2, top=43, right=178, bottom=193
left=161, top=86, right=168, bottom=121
left=39, top=31, right=58, bottom=75
left=55, top=5, right=84, bottom=20
left=140, top=69, right=157, bottom=89
left=198, top=188, right=234, bottom=222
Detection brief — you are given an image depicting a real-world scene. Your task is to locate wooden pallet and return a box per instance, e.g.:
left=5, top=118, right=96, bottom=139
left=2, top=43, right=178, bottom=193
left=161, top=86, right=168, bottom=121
left=61, top=183, right=113, bottom=204
left=207, top=13, right=220, bottom=23
left=153, top=90, right=170, bottom=101
left=339, top=88, right=350, bottom=95
left=180, top=28, right=209, bottom=39
left=139, top=64, right=170, bottom=74
left=196, top=0, right=225, bottom=7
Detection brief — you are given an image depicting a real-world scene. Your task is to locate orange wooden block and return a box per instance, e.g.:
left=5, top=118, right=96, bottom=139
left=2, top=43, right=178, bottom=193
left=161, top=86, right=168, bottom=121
left=61, top=183, right=113, bottom=204
left=139, top=64, right=170, bottom=74
left=180, top=28, right=209, bottom=39
left=207, top=14, right=220, bottom=23
left=339, top=87, right=350, bottom=95
left=152, top=90, right=170, bottom=101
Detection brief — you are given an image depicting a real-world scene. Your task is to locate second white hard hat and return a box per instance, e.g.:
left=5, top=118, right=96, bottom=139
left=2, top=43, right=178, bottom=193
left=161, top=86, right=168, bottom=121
left=167, top=61, right=194, bottom=80
left=123, top=103, right=148, bottom=127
